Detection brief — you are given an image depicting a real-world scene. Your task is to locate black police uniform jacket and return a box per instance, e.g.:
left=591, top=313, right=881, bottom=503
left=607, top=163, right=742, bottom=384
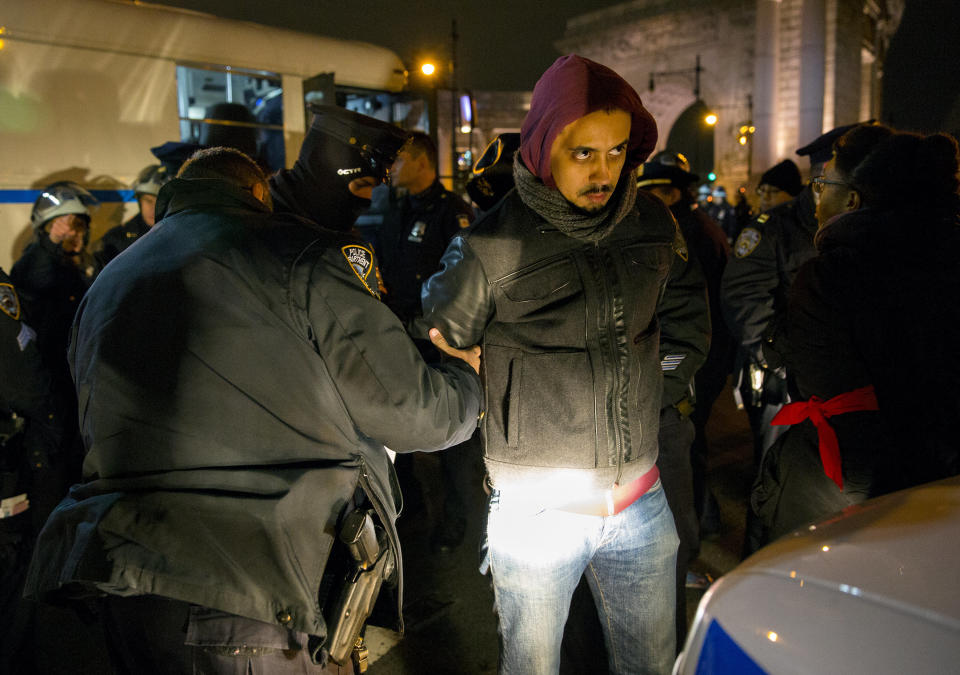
left=1, top=268, right=64, bottom=536
left=93, top=211, right=150, bottom=269
left=24, top=178, right=482, bottom=639
left=422, top=187, right=707, bottom=495
left=721, top=187, right=818, bottom=348
left=358, top=181, right=473, bottom=323
left=752, top=205, right=960, bottom=538
left=10, top=231, right=96, bottom=383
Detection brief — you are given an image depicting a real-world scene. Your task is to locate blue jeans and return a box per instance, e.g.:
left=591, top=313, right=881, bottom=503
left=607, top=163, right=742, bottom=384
left=485, top=481, right=679, bottom=674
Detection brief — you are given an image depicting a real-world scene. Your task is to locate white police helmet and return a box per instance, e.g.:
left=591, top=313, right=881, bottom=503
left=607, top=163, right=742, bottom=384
left=132, top=164, right=172, bottom=197
left=30, top=181, right=98, bottom=230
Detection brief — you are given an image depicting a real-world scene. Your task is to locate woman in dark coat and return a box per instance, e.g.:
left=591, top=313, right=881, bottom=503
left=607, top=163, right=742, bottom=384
left=752, top=125, right=960, bottom=543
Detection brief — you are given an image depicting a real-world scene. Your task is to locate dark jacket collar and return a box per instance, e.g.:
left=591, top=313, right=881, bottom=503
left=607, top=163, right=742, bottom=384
left=155, top=178, right=271, bottom=222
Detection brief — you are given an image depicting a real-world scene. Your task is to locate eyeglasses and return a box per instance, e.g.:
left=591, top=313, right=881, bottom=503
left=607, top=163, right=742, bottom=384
left=756, top=186, right=784, bottom=197
left=810, top=176, right=848, bottom=195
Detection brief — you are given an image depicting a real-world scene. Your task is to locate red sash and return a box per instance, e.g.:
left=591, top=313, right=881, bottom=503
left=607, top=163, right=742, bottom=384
left=770, top=385, right=879, bottom=489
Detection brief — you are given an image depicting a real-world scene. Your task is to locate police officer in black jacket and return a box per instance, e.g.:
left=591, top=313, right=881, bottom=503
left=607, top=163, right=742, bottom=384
left=93, top=164, right=171, bottom=268
left=357, top=132, right=474, bottom=325
left=25, top=109, right=483, bottom=674
left=355, top=132, right=477, bottom=552
left=1, top=267, right=64, bottom=673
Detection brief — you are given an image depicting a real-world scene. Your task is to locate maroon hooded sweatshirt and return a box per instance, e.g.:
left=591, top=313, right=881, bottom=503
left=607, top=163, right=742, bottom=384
left=520, top=54, right=658, bottom=189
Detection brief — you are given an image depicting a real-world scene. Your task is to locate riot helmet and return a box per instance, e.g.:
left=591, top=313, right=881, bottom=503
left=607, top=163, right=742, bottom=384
left=30, top=181, right=98, bottom=230
left=132, top=164, right=172, bottom=197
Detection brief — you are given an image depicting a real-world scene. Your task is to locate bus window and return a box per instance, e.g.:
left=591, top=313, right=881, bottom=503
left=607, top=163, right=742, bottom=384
left=176, top=64, right=285, bottom=171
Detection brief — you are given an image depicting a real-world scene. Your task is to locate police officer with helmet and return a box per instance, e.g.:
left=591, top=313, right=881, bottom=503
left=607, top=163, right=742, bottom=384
left=11, top=182, right=97, bottom=500
left=94, top=164, right=171, bottom=268
left=12, top=181, right=98, bottom=367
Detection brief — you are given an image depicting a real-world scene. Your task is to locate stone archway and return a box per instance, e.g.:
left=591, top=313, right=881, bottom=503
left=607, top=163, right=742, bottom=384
left=666, top=100, right=715, bottom=180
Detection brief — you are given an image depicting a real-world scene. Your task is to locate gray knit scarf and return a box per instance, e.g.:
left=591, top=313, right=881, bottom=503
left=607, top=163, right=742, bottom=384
left=513, top=155, right=638, bottom=242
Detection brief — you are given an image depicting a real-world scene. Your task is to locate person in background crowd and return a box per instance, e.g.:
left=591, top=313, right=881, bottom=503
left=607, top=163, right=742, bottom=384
left=9, top=181, right=97, bottom=526
left=422, top=54, right=682, bottom=674
left=707, top=185, right=738, bottom=243
left=355, top=131, right=477, bottom=554
left=1, top=267, right=65, bottom=673
left=635, top=155, right=712, bottom=651
left=24, top=113, right=483, bottom=674
left=722, top=121, right=870, bottom=555
left=733, top=185, right=754, bottom=234
left=11, top=182, right=98, bottom=372
left=751, top=125, right=960, bottom=542
left=638, top=152, right=734, bottom=539
left=696, top=184, right=712, bottom=210
left=756, top=159, right=802, bottom=213
left=93, top=164, right=172, bottom=268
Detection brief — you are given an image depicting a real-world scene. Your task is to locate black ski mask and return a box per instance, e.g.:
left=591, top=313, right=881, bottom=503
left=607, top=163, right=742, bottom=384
left=271, top=105, right=410, bottom=230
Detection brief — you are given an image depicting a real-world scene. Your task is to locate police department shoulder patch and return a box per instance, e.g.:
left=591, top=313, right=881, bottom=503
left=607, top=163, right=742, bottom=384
left=757, top=213, right=770, bottom=224
left=734, top=227, right=762, bottom=258
left=0, top=283, right=21, bottom=320
left=341, top=245, right=380, bottom=298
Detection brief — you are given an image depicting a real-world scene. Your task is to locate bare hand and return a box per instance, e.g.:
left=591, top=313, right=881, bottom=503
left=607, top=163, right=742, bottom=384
left=347, top=176, right=380, bottom=201
left=47, top=215, right=87, bottom=254
left=429, top=328, right=481, bottom=375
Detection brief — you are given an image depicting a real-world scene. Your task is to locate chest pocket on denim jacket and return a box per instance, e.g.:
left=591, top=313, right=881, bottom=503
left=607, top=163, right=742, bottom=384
left=496, top=256, right=584, bottom=347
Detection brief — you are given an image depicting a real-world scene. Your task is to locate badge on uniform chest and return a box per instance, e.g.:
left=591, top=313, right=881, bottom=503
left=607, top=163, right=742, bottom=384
left=408, top=221, right=427, bottom=243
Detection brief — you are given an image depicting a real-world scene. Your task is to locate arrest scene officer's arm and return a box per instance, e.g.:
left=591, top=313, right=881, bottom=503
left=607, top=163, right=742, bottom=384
left=307, top=245, right=482, bottom=453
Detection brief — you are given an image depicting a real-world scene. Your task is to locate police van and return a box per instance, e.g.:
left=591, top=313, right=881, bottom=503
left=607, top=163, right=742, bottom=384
left=0, top=0, right=428, bottom=271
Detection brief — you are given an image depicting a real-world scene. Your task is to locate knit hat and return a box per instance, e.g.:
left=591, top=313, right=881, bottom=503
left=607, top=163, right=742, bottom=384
left=759, top=159, right=802, bottom=196
left=520, top=55, right=657, bottom=188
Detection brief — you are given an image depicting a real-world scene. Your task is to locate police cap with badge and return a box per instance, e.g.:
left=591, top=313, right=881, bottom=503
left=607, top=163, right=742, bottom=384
left=796, top=120, right=875, bottom=166
left=636, top=151, right=699, bottom=192
left=270, top=104, right=411, bottom=232
left=466, top=132, right=521, bottom=212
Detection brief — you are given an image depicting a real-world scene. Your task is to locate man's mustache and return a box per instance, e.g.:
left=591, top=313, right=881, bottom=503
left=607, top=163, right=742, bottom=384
left=578, top=184, right=613, bottom=197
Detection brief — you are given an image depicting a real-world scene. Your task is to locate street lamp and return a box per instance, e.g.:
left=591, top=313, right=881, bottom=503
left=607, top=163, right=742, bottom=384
left=420, top=62, right=436, bottom=76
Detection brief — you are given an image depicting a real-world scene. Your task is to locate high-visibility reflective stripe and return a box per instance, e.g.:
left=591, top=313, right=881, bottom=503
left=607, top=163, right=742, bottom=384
left=0, top=189, right=136, bottom=203
left=695, top=620, right=768, bottom=675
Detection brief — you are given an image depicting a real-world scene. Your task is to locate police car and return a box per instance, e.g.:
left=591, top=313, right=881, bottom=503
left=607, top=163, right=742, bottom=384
left=675, top=476, right=960, bottom=674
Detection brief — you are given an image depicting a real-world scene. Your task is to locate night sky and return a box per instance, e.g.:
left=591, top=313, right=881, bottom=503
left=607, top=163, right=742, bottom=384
left=883, top=0, right=960, bottom=136
left=153, top=0, right=624, bottom=91
left=158, top=0, right=960, bottom=135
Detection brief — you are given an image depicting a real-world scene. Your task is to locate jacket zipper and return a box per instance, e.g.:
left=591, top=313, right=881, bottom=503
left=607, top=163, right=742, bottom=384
left=593, top=242, right=625, bottom=483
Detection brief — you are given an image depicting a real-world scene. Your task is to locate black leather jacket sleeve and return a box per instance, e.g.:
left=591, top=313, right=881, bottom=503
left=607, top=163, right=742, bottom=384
left=658, top=229, right=711, bottom=407
left=306, top=244, right=483, bottom=453
left=419, top=235, right=494, bottom=349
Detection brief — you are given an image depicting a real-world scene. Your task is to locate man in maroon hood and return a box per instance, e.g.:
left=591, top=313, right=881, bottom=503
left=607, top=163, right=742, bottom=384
left=422, top=55, right=689, bottom=673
